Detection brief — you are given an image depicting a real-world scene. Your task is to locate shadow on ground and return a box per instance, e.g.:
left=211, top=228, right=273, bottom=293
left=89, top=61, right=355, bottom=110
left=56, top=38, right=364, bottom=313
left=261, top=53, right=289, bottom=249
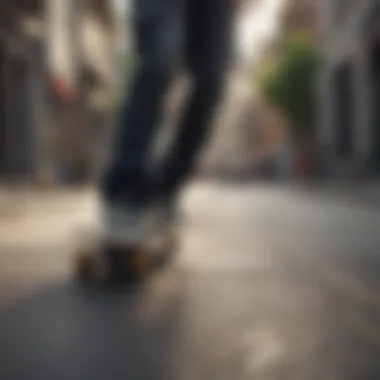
left=0, top=273, right=187, bottom=380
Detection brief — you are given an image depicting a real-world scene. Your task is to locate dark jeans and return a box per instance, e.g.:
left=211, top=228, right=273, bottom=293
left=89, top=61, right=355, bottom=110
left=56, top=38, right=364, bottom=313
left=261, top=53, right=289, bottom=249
left=102, top=0, right=234, bottom=206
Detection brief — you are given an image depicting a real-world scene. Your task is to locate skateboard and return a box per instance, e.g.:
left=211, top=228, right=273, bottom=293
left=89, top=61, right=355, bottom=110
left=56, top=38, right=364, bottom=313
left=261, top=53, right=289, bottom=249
left=73, top=226, right=178, bottom=284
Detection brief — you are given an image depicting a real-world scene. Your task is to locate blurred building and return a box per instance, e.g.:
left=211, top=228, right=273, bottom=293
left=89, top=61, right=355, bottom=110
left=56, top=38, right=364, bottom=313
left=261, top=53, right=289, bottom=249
left=319, top=0, right=380, bottom=177
left=282, top=0, right=319, bottom=41
left=250, top=100, right=287, bottom=160
left=200, top=70, right=256, bottom=178
left=0, top=0, right=45, bottom=182
left=260, top=0, right=318, bottom=65
left=46, top=0, right=116, bottom=184
left=0, top=0, right=116, bottom=185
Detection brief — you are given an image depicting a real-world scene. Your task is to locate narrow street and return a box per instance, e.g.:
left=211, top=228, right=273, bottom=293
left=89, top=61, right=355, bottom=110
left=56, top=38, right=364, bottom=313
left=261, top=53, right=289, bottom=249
left=0, top=182, right=379, bottom=380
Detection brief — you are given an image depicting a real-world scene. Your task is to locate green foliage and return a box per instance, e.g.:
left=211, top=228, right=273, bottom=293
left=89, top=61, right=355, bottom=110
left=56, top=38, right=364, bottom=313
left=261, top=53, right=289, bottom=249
left=257, top=33, right=320, bottom=144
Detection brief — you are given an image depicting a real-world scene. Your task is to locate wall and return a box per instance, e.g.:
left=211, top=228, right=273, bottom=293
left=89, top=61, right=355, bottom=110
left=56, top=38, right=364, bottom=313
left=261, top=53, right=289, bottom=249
left=319, top=0, right=376, bottom=176
left=0, top=6, right=45, bottom=182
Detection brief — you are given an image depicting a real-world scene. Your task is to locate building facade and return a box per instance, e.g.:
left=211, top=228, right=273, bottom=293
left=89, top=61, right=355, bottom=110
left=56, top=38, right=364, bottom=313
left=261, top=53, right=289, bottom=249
left=0, top=0, right=45, bottom=182
left=45, top=0, right=116, bottom=183
left=282, top=0, right=319, bottom=41
left=0, top=0, right=116, bottom=184
left=319, top=0, right=380, bottom=177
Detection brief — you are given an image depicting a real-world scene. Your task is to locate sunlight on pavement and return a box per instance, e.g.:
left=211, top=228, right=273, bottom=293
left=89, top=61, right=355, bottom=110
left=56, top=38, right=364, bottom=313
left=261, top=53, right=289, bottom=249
left=0, top=183, right=379, bottom=379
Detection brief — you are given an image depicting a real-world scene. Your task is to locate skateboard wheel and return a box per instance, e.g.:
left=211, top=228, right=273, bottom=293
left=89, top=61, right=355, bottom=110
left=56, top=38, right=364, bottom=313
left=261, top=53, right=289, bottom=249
left=74, top=251, right=96, bottom=283
left=127, top=250, right=151, bottom=279
left=102, top=245, right=152, bottom=283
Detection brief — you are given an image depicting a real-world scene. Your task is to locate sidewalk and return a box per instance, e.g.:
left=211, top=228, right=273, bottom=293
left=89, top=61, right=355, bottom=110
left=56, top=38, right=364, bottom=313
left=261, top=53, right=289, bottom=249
left=0, top=186, right=97, bottom=247
left=293, top=179, right=380, bottom=211
left=0, top=185, right=93, bottom=212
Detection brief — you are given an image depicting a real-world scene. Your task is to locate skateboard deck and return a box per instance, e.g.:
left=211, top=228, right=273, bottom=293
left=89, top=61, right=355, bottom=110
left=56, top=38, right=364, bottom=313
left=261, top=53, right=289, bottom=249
left=73, top=226, right=177, bottom=284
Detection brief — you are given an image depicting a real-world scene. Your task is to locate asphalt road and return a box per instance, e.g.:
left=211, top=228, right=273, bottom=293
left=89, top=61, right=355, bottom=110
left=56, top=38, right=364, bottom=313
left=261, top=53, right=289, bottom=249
left=0, top=183, right=379, bottom=380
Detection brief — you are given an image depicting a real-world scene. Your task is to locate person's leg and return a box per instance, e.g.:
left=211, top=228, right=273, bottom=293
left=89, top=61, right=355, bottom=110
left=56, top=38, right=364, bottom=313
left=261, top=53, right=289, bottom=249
left=102, top=0, right=183, bottom=207
left=157, top=0, right=235, bottom=205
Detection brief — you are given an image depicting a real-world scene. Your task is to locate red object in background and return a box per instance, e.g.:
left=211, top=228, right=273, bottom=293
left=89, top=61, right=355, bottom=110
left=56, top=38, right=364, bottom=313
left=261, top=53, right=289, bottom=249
left=50, top=75, right=76, bottom=102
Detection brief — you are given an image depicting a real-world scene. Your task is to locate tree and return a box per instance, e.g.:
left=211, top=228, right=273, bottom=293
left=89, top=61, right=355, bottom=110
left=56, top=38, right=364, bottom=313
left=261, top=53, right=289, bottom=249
left=257, top=33, right=320, bottom=147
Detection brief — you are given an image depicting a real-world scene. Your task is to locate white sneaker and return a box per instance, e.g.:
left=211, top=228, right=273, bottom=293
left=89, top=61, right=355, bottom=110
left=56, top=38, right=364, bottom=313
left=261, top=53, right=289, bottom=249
left=101, top=201, right=157, bottom=245
left=100, top=198, right=180, bottom=251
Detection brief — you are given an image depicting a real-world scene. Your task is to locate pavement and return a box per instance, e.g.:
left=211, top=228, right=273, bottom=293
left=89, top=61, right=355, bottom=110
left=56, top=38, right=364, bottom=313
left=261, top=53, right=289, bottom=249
left=0, top=181, right=379, bottom=380
left=293, top=179, right=380, bottom=210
